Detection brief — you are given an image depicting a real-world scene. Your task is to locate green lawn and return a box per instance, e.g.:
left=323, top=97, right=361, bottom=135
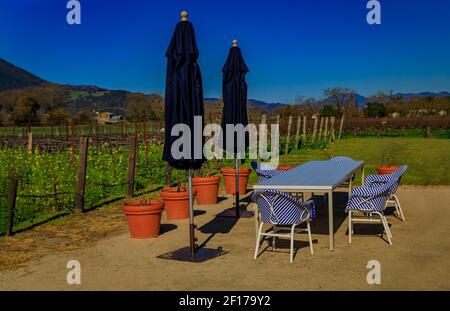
left=256, top=137, right=450, bottom=185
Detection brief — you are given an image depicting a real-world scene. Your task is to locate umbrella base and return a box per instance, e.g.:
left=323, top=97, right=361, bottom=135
left=217, top=207, right=254, bottom=218
left=157, top=246, right=228, bottom=263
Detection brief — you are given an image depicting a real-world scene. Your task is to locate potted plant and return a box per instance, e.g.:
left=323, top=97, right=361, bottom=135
left=277, top=165, right=295, bottom=171
left=192, top=164, right=221, bottom=205
left=160, top=181, right=194, bottom=220
left=376, top=151, right=400, bottom=175
left=122, top=198, right=165, bottom=239
left=221, top=166, right=251, bottom=195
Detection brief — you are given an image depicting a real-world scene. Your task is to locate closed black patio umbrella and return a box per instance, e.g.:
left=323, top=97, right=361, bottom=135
left=218, top=40, right=253, bottom=218
left=158, top=11, right=226, bottom=262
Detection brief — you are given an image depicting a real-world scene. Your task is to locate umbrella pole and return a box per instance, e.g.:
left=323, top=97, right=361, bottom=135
left=188, top=168, right=196, bottom=258
left=235, top=156, right=240, bottom=218
left=157, top=166, right=228, bottom=262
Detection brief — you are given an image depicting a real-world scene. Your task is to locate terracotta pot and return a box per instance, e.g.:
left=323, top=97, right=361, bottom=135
left=277, top=165, right=295, bottom=171
left=221, top=167, right=251, bottom=195
left=122, top=200, right=164, bottom=239
left=376, top=166, right=400, bottom=175
left=160, top=187, right=192, bottom=220
left=192, top=176, right=221, bottom=205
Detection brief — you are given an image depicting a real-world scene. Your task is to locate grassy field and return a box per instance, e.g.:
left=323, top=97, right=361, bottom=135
left=274, top=137, right=450, bottom=185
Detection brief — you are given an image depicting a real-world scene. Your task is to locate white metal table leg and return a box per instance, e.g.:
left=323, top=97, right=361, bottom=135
left=328, top=190, right=334, bottom=251
left=348, top=210, right=352, bottom=244
left=361, top=165, right=365, bottom=185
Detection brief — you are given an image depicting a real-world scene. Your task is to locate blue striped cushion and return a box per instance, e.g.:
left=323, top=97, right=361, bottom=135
left=255, top=168, right=284, bottom=182
left=252, top=190, right=315, bottom=225
left=330, top=156, right=354, bottom=162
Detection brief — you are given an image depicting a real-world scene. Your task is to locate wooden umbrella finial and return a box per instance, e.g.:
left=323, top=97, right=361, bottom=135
left=180, top=11, right=188, bottom=21
left=232, top=39, right=238, bottom=47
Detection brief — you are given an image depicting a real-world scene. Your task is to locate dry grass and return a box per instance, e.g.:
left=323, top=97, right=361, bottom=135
left=0, top=203, right=128, bottom=270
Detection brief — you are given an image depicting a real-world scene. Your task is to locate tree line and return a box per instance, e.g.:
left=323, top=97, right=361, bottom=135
left=0, top=85, right=449, bottom=126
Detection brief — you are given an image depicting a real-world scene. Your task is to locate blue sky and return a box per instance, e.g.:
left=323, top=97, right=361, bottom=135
left=1, top=0, right=449, bottom=103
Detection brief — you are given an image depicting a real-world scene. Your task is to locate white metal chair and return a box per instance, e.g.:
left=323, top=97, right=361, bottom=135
left=346, top=177, right=398, bottom=245
left=363, top=165, right=408, bottom=222
left=252, top=190, right=315, bottom=263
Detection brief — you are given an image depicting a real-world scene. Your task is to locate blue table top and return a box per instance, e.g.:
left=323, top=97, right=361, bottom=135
left=253, top=160, right=364, bottom=191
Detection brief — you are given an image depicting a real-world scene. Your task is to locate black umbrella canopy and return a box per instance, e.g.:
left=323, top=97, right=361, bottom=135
left=163, top=13, right=205, bottom=170
left=221, top=41, right=249, bottom=155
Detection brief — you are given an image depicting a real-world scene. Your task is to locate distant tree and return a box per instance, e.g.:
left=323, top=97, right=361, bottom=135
left=365, top=102, right=387, bottom=118
left=324, top=87, right=356, bottom=111
left=73, top=110, right=95, bottom=125
left=320, top=105, right=341, bottom=117
left=47, top=107, right=70, bottom=125
left=12, top=95, right=40, bottom=124
left=293, top=96, right=317, bottom=116
left=126, top=93, right=164, bottom=122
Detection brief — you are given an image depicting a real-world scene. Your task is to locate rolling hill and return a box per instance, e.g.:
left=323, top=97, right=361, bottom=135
left=0, top=58, right=48, bottom=91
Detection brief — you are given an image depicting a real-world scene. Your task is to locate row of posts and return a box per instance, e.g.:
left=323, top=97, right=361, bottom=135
left=2, top=119, right=159, bottom=142
left=258, top=114, right=345, bottom=155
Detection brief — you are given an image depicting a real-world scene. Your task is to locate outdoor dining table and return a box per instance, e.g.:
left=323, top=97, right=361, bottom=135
left=253, top=160, right=365, bottom=251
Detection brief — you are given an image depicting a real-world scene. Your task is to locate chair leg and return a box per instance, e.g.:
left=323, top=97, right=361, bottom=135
left=307, top=221, right=314, bottom=255
left=290, top=225, right=296, bottom=263
left=348, top=211, right=352, bottom=244
left=254, top=223, right=264, bottom=259
left=380, top=215, right=392, bottom=245
left=393, top=195, right=406, bottom=222
left=385, top=217, right=393, bottom=239
left=272, top=226, right=277, bottom=251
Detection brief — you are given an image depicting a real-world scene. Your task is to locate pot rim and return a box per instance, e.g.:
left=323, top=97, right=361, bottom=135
left=220, top=167, right=251, bottom=176
left=122, top=200, right=164, bottom=213
left=192, top=176, right=221, bottom=185
left=376, top=166, right=400, bottom=170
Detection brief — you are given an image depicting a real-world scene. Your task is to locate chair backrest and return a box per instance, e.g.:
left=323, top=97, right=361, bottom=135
left=251, top=161, right=282, bottom=182
left=330, top=156, right=354, bottom=162
left=252, top=190, right=312, bottom=225
left=347, top=177, right=398, bottom=212
left=255, top=168, right=283, bottom=182
left=390, top=165, right=408, bottom=194
left=372, top=165, right=408, bottom=194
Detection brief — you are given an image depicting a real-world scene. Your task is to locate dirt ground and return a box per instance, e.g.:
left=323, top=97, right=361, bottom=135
left=1, top=186, right=449, bottom=290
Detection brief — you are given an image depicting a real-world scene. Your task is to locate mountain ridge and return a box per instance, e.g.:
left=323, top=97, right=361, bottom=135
left=1, top=58, right=449, bottom=108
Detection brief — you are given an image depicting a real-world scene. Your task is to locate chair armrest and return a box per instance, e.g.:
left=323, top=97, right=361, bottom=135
left=303, top=200, right=316, bottom=221
left=365, top=174, right=390, bottom=184
left=352, top=186, right=388, bottom=197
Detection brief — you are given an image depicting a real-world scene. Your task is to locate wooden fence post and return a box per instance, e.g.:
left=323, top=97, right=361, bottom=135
left=318, top=117, right=324, bottom=139
left=302, top=116, right=307, bottom=141
left=338, top=115, right=345, bottom=140
left=127, top=136, right=137, bottom=198
left=6, top=171, right=18, bottom=236
left=324, top=117, right=329, bottom=140
left=329, top=117, right=336, bottom=143
left=27, top=132, right=33, bottom=153
left=76, top=137, right=89, bottom=213
left=295, top=116, right=301, bottom=149
left=285, top=115, right=293, bottom=155
left=312, top=117, right=318, bottom=142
